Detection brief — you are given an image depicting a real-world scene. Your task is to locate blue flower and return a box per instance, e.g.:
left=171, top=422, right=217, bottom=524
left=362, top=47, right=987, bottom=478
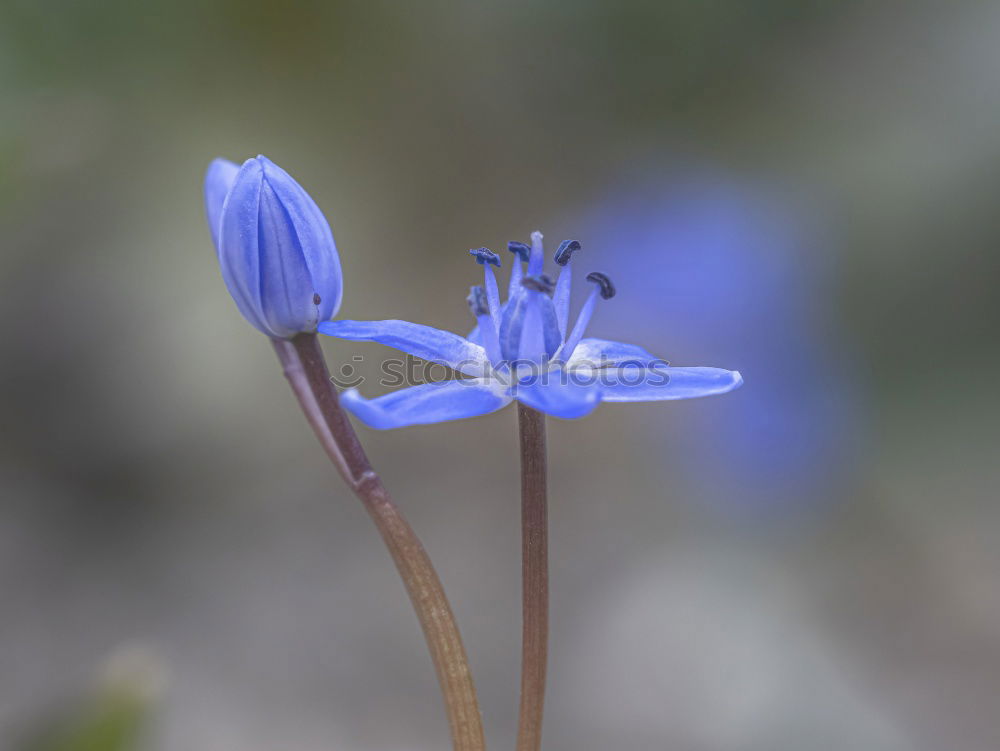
left=319, top=232, right=742, bottom=428
left=204, top=155, right=343, bottom=339
left=569, top=168, right=859, bottom=511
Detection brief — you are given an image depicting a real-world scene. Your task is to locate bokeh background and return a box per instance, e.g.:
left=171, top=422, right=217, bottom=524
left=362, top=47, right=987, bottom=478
left=2, top=1, right=999, bottom=749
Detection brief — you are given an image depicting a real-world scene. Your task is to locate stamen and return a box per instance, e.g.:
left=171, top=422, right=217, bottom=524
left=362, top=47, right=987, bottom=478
left=467, top=285, right=502, bottom=366
left=553, top=240, right=581, bottom=336
left=507, top=241, right=531, bottom=263
left=554, top=263, right=572, bottom=336
left=557, top=272, right=615, bottom=361
left=466, top=285, right=489, bottom=317
left=521, top=274, right=556, bottom=295
left=528, top=230, right=544, bottom=275
left=507, top=241, right=529, bottom=297
left=483, top=260, right=503, bottom=335
left=469, top=247, right=501, bottom=266
left=585, top=271, right=616, bottom=299
left=554, top=239, right=581, bottom=266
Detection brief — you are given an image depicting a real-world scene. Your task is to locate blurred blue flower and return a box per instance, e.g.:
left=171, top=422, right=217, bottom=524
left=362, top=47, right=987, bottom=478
left=319, top=233, right=742, bottom=429
left=571, top=169, right=859, bottom=511
left=203, top=155, right=342, bottom=339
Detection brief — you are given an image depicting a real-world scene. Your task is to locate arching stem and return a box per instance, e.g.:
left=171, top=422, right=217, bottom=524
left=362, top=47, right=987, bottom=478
left=273, top=333, right=485, bottom=751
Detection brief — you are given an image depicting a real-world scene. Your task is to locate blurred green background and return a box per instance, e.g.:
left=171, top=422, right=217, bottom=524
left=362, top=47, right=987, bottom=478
left=2, top=1, right=1000, bottom=749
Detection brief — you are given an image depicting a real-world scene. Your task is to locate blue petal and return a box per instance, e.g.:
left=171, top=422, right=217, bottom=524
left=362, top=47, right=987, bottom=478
left=566, top=338, right=664, bottom=368
left=519, top=294, right=546, bottom=362
left=501, top=290, right=561, bottom=363
left=599, top=365, right=743, bottom=401
left=498, top=289, right=529, bottom=363
left=218, top=158, right=269, bottom=334
left=536, top=293, right=563, bottom=359
left=319, top=319, right=491, bottom=377
left=514, top=369, right=601, bottom=419
left=340, top=379, right=511, bottom=429
left=258, top=157, right=342, bottom=322
left=204, top=158, right=239, bottom=253
left=256, top=171, right=317, bottom=334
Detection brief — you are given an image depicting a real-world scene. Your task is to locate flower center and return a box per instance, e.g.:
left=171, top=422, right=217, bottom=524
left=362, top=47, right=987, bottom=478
left=466, top=233, right=615, bottom=369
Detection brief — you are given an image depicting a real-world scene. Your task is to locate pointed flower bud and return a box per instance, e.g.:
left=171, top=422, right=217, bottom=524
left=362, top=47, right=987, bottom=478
left=203, top=155, right=343, bottom=339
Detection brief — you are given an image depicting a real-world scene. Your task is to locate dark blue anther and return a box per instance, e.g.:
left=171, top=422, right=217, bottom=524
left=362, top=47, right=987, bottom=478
left=466, top=285, right=490, bottom=316
left=507, top=241, right=531, bottom=263
left=586, top=271, right=615, bottom=299
left=521, top=273, right=556, bottom=296
left=554, top=239, right=581, bottom=266
left=469, top=247, right=501, bottom=267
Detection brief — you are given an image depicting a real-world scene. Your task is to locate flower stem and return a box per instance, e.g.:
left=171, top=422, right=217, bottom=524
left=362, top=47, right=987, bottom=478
left=272, top=333, right=485, bottom=751
left=515, top=403, right=548, bottom=751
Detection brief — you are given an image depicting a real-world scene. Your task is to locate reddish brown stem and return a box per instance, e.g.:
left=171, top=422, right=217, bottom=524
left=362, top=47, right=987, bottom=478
left=272, top=333, right=485, bottom=751
left=515, top=403, right=548, bottom=751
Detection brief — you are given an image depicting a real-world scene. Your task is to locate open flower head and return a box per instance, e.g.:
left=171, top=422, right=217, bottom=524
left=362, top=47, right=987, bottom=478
left=320, top=232, right=742, bottom=428
left=204, top=155, right=342, bottom=339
